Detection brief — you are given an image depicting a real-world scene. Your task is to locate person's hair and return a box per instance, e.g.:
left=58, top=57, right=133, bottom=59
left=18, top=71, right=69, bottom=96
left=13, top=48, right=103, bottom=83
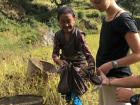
left=57, top=6, right=75, bottom=20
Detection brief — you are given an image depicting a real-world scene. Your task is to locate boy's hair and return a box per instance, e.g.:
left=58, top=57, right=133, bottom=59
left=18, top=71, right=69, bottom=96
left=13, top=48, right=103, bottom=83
left=57, top=6, right=75, bottom=20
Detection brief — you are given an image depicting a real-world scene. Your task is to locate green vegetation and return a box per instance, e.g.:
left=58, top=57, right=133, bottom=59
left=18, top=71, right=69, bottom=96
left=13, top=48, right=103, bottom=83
left=0, top=0, right=140, bottom=105
left=117, top=0, right=140, bottom=16
left=134, top=16, right=140, bottom=30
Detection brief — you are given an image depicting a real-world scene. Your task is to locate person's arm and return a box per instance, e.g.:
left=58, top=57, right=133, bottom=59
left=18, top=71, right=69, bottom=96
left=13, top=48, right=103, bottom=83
left=52, top=34, right=63, bottom=66
left=138, top=101, right=140, bottom=105
left=79, top=33, right=95, bottom=67
left=110, top=76, right=140, bottom=88
left=100, top=70, right=140, bottom=88
left=115, top=32, right=140, bottom=67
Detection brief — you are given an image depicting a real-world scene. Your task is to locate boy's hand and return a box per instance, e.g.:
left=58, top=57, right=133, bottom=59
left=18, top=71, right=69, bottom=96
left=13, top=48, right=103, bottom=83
left=88, top=63, right=95, bottom=74
left=55, top=59, right=68, bottom=67
left=85, top=66, right=102, bottom=85
left=85, top=66, right=95, bottom=75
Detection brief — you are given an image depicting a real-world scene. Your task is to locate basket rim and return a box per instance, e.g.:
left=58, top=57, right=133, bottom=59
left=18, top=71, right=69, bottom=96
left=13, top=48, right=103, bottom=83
left=0, top=94, right=44, bottom=104
left=0, top=94, right=43, bottom=99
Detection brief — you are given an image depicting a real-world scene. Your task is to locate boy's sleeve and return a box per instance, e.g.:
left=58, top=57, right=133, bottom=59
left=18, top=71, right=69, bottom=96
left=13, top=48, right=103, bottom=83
left=52, top=34, right=60, bottom=64
left=79, top=33, right=95, bottom=67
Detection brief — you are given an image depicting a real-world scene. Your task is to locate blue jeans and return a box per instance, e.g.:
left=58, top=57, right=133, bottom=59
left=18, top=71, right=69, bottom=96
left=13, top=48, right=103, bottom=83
left=66, top=92, right=82, bottom=105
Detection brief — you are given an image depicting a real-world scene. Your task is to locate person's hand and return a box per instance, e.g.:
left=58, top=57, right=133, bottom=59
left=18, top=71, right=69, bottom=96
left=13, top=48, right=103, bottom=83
left=116, top=88, right=134, bottom=103
left=86, top=66, right=95, bottom=75
left=138, top=101, right=140, bottom=105
left=99, top=70, right=109, bottom=85
left=97, top=61, right=112, bottom=75
left=55, top=59, right=68, bottom=67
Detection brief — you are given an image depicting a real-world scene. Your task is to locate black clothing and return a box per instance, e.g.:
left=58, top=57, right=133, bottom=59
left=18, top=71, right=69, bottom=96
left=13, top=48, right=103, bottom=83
left=96, top=12, right=138, bottom=78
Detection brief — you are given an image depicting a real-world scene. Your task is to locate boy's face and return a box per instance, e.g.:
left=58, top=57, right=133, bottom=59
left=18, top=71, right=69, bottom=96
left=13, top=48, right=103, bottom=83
left=58, top=13, right=75, bottom=33
left=90, top=0, right=111, bottom=12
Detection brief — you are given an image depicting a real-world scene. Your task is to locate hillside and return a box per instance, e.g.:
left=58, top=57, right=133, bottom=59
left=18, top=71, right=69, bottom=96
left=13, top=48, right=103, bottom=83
left=0, top=0, right=140, bottom=105
left=0, top=0, right=101, bottom=105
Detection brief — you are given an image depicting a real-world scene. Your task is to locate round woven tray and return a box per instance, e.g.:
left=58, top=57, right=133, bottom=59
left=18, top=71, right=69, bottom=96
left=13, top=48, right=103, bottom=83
left=0, top=95, right=44, bottom=105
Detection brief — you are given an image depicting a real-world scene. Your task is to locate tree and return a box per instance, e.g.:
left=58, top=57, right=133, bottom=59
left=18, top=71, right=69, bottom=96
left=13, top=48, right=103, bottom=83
left=117, top=0, right=140, bottom=16
left=50, top=0, right=72, bottom=7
